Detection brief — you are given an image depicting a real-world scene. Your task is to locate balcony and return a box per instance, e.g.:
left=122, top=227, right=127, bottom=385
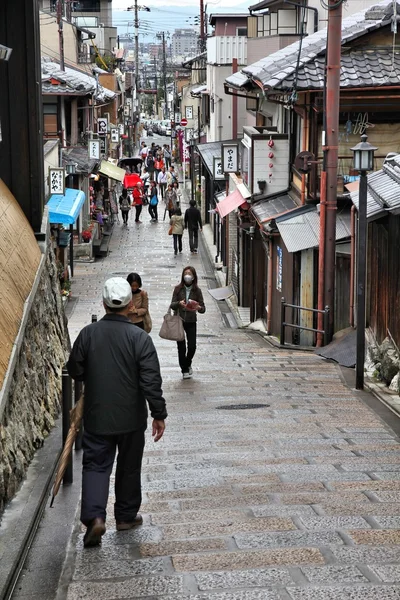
left=207, top=36, right=247, bottom=66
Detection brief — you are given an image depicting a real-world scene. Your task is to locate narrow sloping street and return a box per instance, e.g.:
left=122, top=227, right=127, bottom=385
left=16, top=195, right=400, bottom=599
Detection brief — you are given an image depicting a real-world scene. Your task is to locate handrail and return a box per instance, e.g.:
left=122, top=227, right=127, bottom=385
left=280, top=297, right=330, bottom=347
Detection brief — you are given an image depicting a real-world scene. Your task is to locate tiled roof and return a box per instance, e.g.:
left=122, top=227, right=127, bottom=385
left=276, top=49, right=400, bottom=91
left=62, top=147, right=99, bottom=175
left=350, top=153, right=400, bottom=218
left=42, top=57, right=116, bottom=102
left=276, top=206, right=351, bottom=253
left=225, top=0, right=397, bottom=92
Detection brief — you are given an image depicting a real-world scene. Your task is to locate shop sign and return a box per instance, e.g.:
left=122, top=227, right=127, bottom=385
left=185, top=127, right=194, bottom=143
left=185, top=105, right=193, bottom=120
left=276, top=246, right=283, bottom=292
left=89, top=139, right=100, bottom=160
left=118, top=123, right=124, bottom=135
left=49, top=167, right=65, bottom=195
left=97, top=117, right=108, bottom=136
left=124, top=104, right=130, bottom=116
left=213, top=156, right=224, bottom=181
left=175, top=112, right=181, bottom=124
left=222, top=143, right=238, bottom=173
left=111, top=128, right=119, bottom=143
left=100, top=136, right=107, bottom=155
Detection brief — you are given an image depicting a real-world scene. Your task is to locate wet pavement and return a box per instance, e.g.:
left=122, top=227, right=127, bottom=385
left=12, top=191, right=400, bottom=599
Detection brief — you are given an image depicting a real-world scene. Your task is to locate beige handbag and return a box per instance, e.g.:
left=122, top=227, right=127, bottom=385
left=159, top=309, right=185, bottom=341
left=143, top=311, right=152, bottom=334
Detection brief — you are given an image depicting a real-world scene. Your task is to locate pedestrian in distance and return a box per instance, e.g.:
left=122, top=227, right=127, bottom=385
left=166, top=165, right=178, bottom=187
left=163, top=144, right=171, bottom=169
left=184, top=199, right=203, bottom=253
left=165, top=184, right=177, bottom=219
left=66, top=277, right=167, bottom=548
left=154, top=153, right=164, bottom=181
left=157, top=166, right=168, bottom=199
left=127, top=272, right=149, bottom=330
left=140, top=141, right=148, bottom=160
left=173, top=181, right=182, bottom=207
left=132, top=182, right=144, bottom=223
left=170, top=207, right=184, bottom=255
left=170, top=266, right=205, bottom=379
left=119, top=188, right=131, bottom=225
left=148, top=181, right=159, bottom=222
left=145, top=152, right=155, bottom=181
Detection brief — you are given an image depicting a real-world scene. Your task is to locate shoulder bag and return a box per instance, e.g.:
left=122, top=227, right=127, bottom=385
left=141, top=291, right=152, bottom=333
left=159, top=309, right=185, bottom=341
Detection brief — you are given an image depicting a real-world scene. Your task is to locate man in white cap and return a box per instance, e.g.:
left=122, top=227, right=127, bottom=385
left=67, top=277, right=167, bottom=548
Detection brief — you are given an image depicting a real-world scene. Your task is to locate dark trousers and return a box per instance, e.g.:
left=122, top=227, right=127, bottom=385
left=177, top=321, right=197, bottom=373
left=149, top=204, right=158, bottom=220
left=81, top=428, right=145, bottom=526
left=188, top=227, right=198, bottom=252
left=159, top=182, right=166, bottom=199
left=135, top=205, right=143, bottom=222
left=173, top=234, right=182, bottom=253
left=121, top=210, right=129, bottom=224
left=165, top=157, right=171, bottom=169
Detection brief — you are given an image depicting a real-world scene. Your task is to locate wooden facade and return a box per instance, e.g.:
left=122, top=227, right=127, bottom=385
left=368, top=215, right=400, bottom=347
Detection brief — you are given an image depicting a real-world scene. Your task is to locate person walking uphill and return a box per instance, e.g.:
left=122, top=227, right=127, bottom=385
left=184, top=199, right=202, bottom=253
left=170, top=266, right=205, bottom=379
left=119, top=188, right=131, bottom=225
left=67, top=278, right=167, bottom=548
left=170, top=207, right=184, bottom=255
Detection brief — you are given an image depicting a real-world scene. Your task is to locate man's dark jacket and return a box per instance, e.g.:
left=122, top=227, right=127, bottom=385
left=184, top=206, right=202, bottom=230
left=67, top=314, right=167, bottom=436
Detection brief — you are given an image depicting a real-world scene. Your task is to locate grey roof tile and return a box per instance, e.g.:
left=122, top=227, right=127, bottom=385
left=350, top=153, right=400, bottom=218
left=41, top=57, right=116, bottom=102
left=225, top=0, right=397, bottom=92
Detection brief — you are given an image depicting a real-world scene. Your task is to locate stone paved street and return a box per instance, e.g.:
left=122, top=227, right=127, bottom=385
left=28, top=195, right=400, bottom=598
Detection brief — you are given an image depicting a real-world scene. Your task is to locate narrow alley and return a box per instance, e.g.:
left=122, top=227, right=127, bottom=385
left=13, top=195, right=400, bottom=600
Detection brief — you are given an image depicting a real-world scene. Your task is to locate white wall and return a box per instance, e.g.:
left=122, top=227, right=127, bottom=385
left=206, top=64, right=247, bottom=142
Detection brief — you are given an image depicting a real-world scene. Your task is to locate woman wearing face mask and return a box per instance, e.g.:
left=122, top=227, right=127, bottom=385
left=127, top=272, right=149, bottom=330
left=170, top=266, right=206, bottom=379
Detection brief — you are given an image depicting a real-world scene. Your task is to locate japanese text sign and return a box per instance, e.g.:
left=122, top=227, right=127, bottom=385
left=49, top=168, right=65, bottom=195
left=97, top=117, right=108, bottom=136
left=222, top=143, right=238, bottom=173
left=89, top=139, right=100, bottom=160
left=213, top=157, right=224, bottom=180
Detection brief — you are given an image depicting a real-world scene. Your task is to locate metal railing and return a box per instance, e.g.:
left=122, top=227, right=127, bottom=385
left=280, top=297, right=330, bottom=347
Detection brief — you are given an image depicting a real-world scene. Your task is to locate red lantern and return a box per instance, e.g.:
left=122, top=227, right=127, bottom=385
left=269, top=163, right=274, bottom=168
left=268, top=152, right=274, bottom=159
left=268, top=139, right=275, bottom=148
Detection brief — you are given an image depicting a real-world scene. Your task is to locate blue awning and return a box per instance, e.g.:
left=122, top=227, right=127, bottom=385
left=47, top=188, right=86, bottom=225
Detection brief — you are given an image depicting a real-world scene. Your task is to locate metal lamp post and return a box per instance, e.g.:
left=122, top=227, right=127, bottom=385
left=65, top=160, right=76, bottom=278
left=351, top=134, right=377, bottom=390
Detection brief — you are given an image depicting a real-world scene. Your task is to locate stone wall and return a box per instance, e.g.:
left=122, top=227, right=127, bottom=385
left=0, top=243, right=70, bottom=513
left=366, top=329, right=400, bottom=395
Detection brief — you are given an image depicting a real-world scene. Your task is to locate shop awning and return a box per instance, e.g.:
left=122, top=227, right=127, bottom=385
left=98, top=160, right=126, bottom=182
left=216, top=189, right=248, bottom=218
left=47, top=188, right=86, bottom=225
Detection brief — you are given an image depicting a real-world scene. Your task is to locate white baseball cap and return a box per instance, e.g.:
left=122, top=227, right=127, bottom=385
left=103, top=277, right=132, bottom=308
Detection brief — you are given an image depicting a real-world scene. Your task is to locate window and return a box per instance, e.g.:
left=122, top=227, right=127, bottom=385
left=72, top=0, right=101, bottom=12
left=236, top=27, right=247, bottom=36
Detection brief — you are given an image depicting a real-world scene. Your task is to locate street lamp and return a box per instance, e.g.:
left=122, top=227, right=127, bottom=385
left=351, top=133, right=377, bottom=390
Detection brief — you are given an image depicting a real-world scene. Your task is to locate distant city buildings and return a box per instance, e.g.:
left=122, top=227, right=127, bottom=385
left=171, top=28, right=197, bottom=58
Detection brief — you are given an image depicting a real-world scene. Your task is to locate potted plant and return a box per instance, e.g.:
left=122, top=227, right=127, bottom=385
left=82, top=229, right=92, bottom=243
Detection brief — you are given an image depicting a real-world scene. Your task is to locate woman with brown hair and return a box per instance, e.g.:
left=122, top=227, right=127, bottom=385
left=170, top=266, right=205, bottom=379
left=127, top=272, right=151, bottom=332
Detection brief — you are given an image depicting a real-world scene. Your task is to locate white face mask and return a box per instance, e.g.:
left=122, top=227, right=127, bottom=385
left=184, top=275, right=193, bottom=285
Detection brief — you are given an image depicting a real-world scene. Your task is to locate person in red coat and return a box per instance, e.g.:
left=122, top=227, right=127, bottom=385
left=132, top=182, right=144, bottom=223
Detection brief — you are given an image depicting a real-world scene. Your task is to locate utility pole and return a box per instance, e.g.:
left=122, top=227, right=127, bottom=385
left=154, top=56, right=159, bottom=116
left=57, top=0, right=65, bottom=71
left=134, top=0, right=140, bottom=147
left=200, top=0, right=206, bottom=52
left=317, top=0, right=343, bottom=343
left=157, top=32, right=168, bottom=119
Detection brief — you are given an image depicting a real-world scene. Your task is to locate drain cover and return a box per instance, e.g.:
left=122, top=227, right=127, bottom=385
left=216, top=403, right=270, bottom=410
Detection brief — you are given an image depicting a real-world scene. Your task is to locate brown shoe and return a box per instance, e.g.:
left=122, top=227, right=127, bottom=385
left=83, top=517, right=106, bottom=548
left=116, top=514, right=143, bottom=531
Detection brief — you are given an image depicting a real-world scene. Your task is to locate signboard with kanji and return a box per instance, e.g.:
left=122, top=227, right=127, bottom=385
left=49, top=168, right=65, bottom=195
left=213, top=157, right=224, bottom=180
left=118, top=123, right=124, bottom=135
left=89, top=139, right=100, bottom=160
left=175, top=112, right=181, bottom=124
left=124, top=104, right=130, bottom=117
left=222, top=143, right=238, bottom=173
left=185, top=127, right=194, bottom=143
left=185, top=105, right=193, bottom=120
left=97, top=117, right=108, bottom=136
left=100, top=136, right=107, bottom=155
left=111, top=128, right=119, bottom=143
